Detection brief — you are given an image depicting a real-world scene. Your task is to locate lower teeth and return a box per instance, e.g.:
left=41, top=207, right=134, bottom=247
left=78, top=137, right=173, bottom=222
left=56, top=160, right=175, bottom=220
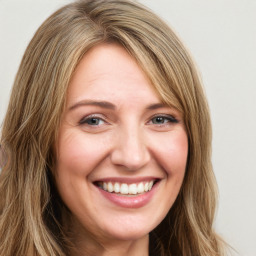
left=106, top=190, right=145, bottom=196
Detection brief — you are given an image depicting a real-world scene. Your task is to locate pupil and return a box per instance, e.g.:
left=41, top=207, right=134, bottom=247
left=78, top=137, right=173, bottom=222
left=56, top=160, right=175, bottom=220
left=155, top=117, right=163, bottom=123
left=90, top=118, right=98, bottom=125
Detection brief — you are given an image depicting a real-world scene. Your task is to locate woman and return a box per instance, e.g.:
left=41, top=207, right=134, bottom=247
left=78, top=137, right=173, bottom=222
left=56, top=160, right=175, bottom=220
left=0, top=0, right=227, bottom=255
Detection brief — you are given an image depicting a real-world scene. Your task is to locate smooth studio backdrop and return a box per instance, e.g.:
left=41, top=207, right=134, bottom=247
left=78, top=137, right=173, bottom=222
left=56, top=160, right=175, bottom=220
left=0, top=1, right=255, bottom=255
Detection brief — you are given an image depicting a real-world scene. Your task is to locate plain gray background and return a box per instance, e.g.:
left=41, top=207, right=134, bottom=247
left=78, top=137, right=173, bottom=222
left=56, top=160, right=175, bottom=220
left=0, top=1, right=255, bottom=255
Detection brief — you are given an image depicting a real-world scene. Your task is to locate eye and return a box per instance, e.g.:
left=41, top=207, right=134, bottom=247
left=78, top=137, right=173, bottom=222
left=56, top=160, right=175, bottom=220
left=149, top=115, right=178, bottom=125
left=79, top=116, right=105, bottom=126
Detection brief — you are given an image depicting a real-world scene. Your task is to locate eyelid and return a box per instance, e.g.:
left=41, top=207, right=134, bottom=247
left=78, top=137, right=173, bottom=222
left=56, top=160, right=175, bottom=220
left=148, top=113, right=179, bottom=124
left=79, top=114, right=108, bottom=125
left=78, top=113, right=179, bottom=127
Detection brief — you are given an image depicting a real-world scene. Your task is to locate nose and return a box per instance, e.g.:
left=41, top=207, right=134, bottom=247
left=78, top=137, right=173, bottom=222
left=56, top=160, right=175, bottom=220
left=110, top=125, right=151, bottom=171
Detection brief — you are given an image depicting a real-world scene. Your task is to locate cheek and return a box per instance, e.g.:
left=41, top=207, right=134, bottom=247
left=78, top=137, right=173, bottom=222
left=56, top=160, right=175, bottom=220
left=54, top=130, right=112, bottom=214
left=152, top=130, right=188, bottom=176
left=56, top=130, right=109, bottom=177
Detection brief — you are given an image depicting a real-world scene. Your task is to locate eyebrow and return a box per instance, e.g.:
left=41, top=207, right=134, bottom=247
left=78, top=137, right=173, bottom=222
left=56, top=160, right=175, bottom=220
left=69, top=100, right=116, bottom=111
left=68, top=100, right=168, bottom=111
left=146, top=103, right=167, bottom=110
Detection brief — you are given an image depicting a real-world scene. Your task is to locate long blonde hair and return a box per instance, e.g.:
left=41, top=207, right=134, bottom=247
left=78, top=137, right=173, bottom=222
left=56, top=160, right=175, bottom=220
left=0, top=0, right=227, bottom=255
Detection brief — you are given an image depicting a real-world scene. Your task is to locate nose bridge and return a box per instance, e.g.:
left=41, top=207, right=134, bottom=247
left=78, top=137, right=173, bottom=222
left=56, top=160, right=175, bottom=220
left=110, top=122, right=150, bottom=170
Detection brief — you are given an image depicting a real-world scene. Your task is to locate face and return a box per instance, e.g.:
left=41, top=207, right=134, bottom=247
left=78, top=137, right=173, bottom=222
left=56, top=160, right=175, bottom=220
left=55, top=44, right=188, bottom=244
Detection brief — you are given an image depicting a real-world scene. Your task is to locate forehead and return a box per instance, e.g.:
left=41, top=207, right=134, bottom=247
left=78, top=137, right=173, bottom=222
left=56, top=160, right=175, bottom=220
left=66, top=43, right=162, bottom=107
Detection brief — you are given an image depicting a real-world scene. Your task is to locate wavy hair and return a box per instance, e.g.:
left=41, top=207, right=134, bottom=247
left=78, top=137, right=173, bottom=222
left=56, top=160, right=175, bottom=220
left=0, top=0, right=227, bottom=255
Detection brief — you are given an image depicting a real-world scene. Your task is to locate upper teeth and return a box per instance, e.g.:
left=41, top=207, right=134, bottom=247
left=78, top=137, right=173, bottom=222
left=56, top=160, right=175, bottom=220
left=100, top=181, right=154, bottom=195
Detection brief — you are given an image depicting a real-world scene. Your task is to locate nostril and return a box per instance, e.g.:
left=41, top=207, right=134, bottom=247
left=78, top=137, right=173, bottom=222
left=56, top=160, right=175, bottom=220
left=110, top=152, right=150, bottom=171
left=110, top=135, right=150, bottom=170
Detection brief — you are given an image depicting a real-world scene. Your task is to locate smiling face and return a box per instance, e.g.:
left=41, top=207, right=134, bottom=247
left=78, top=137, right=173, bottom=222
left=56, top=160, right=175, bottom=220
left=55, top=43, right=188, bottom=248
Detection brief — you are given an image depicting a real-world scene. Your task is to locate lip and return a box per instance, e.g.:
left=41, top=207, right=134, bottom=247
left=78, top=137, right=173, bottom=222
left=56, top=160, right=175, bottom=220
left=93, top=176, right=160, bottom=184
left=94, top=178, right=161, bottom=208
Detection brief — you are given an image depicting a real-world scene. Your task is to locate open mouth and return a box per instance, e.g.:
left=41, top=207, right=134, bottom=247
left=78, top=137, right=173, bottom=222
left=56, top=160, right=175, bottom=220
left=94, top=179, right=159, bottom=196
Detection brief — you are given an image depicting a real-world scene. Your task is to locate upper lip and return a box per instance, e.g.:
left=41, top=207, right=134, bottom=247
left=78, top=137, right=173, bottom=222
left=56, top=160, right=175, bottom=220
left=93, top=176, right=161, bottom=184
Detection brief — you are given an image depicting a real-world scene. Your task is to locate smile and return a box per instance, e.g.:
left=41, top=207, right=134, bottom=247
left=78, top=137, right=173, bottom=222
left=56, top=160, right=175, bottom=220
left=93, top=178, right=161, bottom=208
left=97, top=180, right=156, bottom=195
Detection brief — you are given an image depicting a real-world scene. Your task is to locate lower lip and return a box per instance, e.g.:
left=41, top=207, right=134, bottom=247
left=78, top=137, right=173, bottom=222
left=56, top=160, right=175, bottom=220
left=96, top=182, right=160, bottom=208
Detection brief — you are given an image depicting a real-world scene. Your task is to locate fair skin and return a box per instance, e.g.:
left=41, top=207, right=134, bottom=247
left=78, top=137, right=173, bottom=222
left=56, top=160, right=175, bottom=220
left=55, top=43, right=188, bottom=256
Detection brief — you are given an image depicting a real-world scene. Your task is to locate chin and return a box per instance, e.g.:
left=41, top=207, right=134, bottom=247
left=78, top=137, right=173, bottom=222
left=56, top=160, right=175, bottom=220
left=98, top=214, right=159, bottom=242
left=105, top=228, right=150, bottom=242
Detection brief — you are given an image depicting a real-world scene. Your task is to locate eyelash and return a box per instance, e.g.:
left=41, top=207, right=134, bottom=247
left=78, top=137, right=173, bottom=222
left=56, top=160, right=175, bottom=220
left=79, top=114, right=107, bottom=126
left=148, top=114, right=178, bottom=126
left=79, top=114, right=178, bottom=127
